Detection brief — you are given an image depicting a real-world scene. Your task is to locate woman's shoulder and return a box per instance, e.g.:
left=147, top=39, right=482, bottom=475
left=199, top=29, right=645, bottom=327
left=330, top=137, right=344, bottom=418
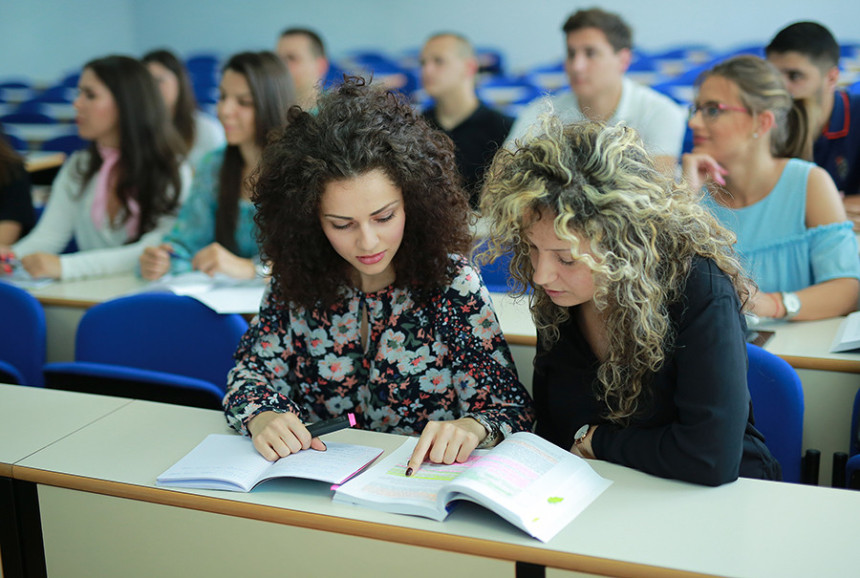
left=683, top=256, right=739, bottom=304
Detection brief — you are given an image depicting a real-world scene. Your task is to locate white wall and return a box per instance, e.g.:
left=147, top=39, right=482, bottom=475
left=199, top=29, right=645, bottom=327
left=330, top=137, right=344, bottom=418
left=0, top=0, right=136, bottom=83
left=2, top=0, right=859, bottom=85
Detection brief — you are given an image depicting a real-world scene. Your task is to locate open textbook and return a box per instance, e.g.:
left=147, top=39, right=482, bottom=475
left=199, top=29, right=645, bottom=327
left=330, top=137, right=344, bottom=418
left=144, top=271, right=265, bottom=314
left=156, top=434, right=383, bottom=492
left=333, top=432, right=611, bottom=542
left=831, top=310, right=860, bottom=353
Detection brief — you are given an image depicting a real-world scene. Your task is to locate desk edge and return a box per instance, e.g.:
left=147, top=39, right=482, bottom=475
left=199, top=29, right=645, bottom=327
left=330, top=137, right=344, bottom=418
left=13, top=465, right=715, bottom=578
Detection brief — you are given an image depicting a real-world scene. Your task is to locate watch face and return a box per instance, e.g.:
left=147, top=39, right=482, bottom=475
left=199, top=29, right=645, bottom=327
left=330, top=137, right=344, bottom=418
left=574, top=424, right=590, bottom=441
left=784, top=292, right=801, bottom=315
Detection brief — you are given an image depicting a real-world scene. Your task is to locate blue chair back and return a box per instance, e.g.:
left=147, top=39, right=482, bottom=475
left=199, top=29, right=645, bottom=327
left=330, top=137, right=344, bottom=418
left=0, top=281, right=46, bottom=386
left=846, top=388, right=860, bottom=488
left=41, top=134, right=88, bottom=155
left=2, top=131, right=28, bottom=151
left=0, top=111, right=57, bottom=125
left=75, top=293, right=248, bottom=391
left=746, top=343, right=805, bottom=483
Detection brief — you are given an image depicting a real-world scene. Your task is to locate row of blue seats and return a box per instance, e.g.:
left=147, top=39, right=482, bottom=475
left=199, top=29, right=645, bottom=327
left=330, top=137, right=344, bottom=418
left=0, top=280, right=246, bottom=410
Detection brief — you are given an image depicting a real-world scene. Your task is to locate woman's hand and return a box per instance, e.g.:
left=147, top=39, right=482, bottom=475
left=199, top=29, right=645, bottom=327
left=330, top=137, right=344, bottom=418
left=139, top=243, right=173, bottom=280
left=247, top=411, right=326, bottom=461
left=20, top=253, right=61, bottom=279
left=682, top=152, right=728, bottom=190
left=749, top=291, right=783, bottom=319
left=192, top=243, right=256, bottom=279
left=405, top=417, right=487, bottom=476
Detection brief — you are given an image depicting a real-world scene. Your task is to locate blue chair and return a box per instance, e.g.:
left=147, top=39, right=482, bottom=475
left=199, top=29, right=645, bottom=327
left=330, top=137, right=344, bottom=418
left=0, top=281, right=46, bottom=386
left=2, top=131, right=28, bottom=151
left=746, top=343, right=819, bottom=484
left=832, top=387, right=860, bottom=489
left=847, top=389, right=860, bottom=488
left=477, top=76, right=542, bottom=109
left=41, top=134, right=89, bottom=155
left=473, top=239, right=522, bottom=295
left=59, top=71, right=81, bottom=88
left=43, top=293, right=249, bottom=409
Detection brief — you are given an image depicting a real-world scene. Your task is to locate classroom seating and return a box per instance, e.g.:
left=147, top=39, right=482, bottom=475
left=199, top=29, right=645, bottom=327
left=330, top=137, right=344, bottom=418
left=746, top=343, right=819, bottom=484
left=848, top=388, right=860, bottom=489
left=40, top=134, right=88, bottom=155
left=832, top=387, right=860, bottom=489
left=43, top=292, right=249, bottom=409
left=0, top=281, right=47, bottom=386
left=1, top=131, right=28, bottom=151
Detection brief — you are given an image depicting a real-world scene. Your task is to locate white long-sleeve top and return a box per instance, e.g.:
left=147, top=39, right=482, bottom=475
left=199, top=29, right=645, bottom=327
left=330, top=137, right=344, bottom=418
left=13, top=150, right=191, bottom=281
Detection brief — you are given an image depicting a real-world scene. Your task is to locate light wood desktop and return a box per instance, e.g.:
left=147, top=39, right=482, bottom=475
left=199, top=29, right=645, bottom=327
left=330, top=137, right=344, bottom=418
left=23, top=151, right=65, bottom=174
left=22, top=276, right=860, bottom=485
left=2, top=385, right=858, bottom=578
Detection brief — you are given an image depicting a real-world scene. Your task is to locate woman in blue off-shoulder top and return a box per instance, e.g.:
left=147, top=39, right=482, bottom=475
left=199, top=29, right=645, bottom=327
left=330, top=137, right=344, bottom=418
left=683, top=55, right=860, bottom=321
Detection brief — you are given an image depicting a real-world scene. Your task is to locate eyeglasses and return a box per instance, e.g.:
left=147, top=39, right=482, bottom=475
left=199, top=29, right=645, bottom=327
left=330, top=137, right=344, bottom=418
left=688, top=101, right=750, bottom=122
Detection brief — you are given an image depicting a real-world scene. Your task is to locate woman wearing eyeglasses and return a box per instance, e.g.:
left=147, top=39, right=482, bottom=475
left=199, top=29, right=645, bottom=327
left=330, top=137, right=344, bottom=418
left=683, top=55, right=860, bottom=321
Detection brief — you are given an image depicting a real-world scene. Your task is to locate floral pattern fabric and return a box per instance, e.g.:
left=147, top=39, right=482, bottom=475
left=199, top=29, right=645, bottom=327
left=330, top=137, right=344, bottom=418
left=224, top=256, right=534, bottom=440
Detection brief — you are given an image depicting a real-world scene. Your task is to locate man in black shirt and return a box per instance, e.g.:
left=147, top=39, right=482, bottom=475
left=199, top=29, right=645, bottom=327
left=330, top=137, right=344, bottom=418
left=420, top=33, right=513, bottom=209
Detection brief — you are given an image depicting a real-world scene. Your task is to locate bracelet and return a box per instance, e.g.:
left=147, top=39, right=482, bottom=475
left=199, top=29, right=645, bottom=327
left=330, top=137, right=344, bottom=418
left=767, top=292, right=784, bottom=318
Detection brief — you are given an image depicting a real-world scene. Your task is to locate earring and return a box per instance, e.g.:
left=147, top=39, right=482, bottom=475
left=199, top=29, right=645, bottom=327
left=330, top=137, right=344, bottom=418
left=753, top=132, right=759, bottom=139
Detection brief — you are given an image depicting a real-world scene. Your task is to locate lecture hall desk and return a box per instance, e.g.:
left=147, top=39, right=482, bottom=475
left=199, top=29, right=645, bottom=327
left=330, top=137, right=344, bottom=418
left=23, top=279, right=860, bottom=486
left=1, top=384, right=858, bottom=578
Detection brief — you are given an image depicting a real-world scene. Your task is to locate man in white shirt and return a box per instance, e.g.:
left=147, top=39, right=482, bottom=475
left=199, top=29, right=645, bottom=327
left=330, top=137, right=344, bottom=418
left=507, top=8, right=685, bottom=173
left=276, top=28, right=330, bottom=110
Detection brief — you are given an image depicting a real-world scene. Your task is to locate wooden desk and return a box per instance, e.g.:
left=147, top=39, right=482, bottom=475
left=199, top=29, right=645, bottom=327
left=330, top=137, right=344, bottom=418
left=0, top=383, right=132, bottom=577
left=6, top=390, right=860, bottom=578
left=758, top=318, right=860, bottom=484
left=23, top=151, right=65, bottom=174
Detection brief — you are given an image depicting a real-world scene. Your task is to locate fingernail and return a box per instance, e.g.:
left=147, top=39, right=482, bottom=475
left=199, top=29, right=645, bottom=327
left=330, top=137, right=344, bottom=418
left=320, top=441, right=327, bottom=451
left=405, top=467, right=413, bottom=477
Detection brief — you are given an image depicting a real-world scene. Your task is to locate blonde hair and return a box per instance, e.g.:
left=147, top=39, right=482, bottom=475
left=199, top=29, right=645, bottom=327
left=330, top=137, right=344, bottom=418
left=480, top=120, right=751, bottom=423
left=701, top=55, right=812, bottom=160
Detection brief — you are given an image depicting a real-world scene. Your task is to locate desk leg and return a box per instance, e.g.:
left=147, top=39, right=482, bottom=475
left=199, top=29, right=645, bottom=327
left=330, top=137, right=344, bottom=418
left=516, top=561, right=546, bottom=578
left=0, top=478, right=46, bottom=578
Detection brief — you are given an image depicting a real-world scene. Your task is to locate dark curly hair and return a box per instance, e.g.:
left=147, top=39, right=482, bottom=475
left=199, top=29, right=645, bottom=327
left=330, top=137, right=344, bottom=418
left=254, top=77, right=472, bottom=309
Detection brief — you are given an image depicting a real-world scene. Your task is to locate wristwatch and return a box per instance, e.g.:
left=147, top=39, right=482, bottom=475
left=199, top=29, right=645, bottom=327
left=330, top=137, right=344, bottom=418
left=470, top=414, right=502, bottom=448
left=781, top=292, right=801, bottom=320
left=574, top=424, right=592, bottom=451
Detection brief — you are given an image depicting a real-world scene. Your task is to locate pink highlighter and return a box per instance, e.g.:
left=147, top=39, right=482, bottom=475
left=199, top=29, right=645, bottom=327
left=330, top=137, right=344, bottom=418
left=306, top=413, right=357, bottom=437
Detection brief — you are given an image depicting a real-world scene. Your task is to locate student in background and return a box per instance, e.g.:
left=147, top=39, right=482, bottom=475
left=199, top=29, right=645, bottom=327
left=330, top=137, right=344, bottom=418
left=2, top=55, right=189, bottom=281
left=506, top=7, right=685, bottom=174
left=143, top=49, right=225, bottom=169
left=766, top=22, right=860, bottom=198
left=224, top=78, right=534, bottom=469
left=275, top=27, right=329, bottom=110
left=140, top=51, right=295, bottom=281
left=0, top=129, right=35, bottom=245
left=481, top=120, right=780, bottom=486
left=683, top=55, right=860, bottom=321
left=420, top=32, right=513, bottom=209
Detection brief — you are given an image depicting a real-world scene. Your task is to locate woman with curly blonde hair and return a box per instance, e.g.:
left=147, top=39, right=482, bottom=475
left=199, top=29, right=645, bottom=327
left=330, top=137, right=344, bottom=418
left=224, top=78, right=533, bottom=471
left=481, top=120, right=779, bottom=485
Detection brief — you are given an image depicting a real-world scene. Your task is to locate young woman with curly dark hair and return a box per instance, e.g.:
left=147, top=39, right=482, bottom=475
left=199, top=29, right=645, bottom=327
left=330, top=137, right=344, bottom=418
left=224, top=78, right=534, bottom=472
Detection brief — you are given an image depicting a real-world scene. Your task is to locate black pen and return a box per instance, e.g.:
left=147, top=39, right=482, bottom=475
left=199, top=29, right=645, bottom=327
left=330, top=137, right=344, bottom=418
left=306, top=413, right=357, bottom=437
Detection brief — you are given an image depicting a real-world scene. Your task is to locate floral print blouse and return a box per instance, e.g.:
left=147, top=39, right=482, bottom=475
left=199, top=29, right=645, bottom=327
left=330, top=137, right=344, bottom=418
left=224, top=256, right=534, bottom=440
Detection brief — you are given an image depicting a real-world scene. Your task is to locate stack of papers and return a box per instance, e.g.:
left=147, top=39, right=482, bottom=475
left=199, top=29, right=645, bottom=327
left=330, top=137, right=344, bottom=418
left=144, top=272, right=266, bottom=314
